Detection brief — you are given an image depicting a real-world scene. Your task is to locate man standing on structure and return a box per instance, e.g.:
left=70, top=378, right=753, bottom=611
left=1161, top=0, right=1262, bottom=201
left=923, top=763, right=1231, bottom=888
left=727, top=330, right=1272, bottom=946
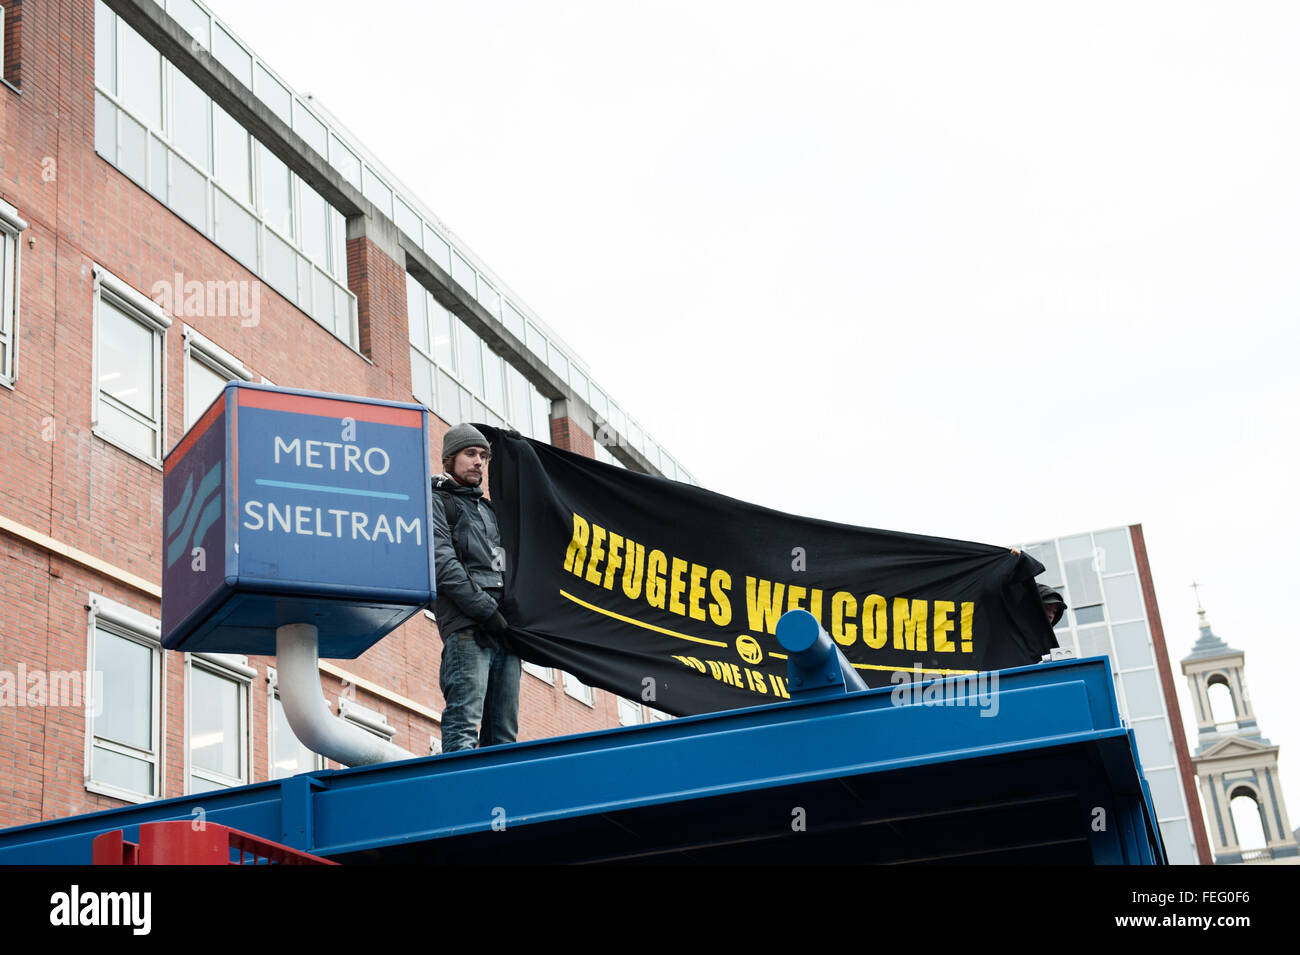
left=431, top=424, right=519, bottom=752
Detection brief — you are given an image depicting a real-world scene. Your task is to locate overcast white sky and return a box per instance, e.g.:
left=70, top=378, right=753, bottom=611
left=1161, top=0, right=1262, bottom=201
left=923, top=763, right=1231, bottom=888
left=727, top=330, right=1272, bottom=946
left=206, top=0, right=1300, bottom=827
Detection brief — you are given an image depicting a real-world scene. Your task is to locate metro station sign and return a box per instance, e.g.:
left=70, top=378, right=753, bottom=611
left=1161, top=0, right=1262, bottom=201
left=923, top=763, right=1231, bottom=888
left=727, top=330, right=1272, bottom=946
left=161, top=383, right=436, bottom=658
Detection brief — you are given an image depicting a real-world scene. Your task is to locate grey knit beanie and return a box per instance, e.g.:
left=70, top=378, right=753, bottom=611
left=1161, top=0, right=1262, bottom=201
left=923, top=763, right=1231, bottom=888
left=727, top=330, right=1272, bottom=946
left=442, top=423, right=489, bottom=462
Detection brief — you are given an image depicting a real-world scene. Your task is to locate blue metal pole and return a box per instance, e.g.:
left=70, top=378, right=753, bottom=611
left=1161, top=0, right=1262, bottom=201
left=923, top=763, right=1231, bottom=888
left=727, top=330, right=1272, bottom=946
left=776, top=609, right=868, bottom=696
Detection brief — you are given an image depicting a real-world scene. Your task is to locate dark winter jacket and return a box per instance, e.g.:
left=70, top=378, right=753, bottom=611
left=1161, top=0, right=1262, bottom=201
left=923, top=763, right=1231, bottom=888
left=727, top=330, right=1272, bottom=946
left=430, top=473, right=504, bottom=638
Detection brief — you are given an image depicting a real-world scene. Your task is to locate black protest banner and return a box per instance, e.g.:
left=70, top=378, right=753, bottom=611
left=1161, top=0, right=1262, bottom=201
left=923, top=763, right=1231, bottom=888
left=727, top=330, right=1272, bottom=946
left=480, top=426, right=1058, bottom=717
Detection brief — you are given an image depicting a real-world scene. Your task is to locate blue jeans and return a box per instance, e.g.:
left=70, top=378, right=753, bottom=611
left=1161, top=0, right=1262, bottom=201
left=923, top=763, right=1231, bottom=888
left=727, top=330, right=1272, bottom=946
left=438, top=628, right=521, bottom=753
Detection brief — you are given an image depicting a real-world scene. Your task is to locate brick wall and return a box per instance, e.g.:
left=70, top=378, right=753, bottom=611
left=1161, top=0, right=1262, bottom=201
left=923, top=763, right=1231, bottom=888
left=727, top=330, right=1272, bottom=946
left=551, top=413, right=594, bottom=457
left=0, top=0, right=634, bottom=829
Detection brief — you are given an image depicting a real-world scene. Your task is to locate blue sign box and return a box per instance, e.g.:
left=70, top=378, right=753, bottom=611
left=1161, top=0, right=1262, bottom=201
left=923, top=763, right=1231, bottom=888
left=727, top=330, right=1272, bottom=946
left=162, top=382, right=436, bottom=658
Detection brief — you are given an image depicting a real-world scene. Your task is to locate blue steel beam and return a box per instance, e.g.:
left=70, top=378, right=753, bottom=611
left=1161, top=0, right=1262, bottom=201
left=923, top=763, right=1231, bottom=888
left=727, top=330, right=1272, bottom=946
left=0, top=656, right=1164, bottom=864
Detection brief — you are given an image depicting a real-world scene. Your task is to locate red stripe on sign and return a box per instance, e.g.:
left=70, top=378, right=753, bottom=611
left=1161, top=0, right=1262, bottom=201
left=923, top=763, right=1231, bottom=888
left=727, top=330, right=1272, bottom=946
left=165, top=395, right=227, bottom=475
left=231, top=402, right=239, bottom=507
left=236, top=388, right=423, bottom=428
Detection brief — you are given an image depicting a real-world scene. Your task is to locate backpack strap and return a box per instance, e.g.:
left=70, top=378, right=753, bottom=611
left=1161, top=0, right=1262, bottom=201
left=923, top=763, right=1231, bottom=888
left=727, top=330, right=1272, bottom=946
left=434, top=482, right=465, bottom=534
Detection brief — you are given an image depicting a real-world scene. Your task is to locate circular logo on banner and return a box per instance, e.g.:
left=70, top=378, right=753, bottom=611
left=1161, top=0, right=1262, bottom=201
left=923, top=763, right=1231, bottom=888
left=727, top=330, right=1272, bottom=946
left=736, top=634, right=763, bottom=665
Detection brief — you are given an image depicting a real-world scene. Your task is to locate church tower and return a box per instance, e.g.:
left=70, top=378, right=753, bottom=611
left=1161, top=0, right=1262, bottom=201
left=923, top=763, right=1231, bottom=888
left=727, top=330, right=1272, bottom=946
left=1180, top=603, right=1297, bottom=863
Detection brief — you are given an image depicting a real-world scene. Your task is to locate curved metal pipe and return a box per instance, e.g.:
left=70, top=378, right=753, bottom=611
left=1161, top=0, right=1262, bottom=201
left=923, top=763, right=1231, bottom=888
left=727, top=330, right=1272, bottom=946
left=276, top=623, right=413, bottom=767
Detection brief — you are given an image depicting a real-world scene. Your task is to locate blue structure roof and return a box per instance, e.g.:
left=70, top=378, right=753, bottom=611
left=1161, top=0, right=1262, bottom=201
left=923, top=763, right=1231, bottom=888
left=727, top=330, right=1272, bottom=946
left=0, top=656, right=1164, bottom=864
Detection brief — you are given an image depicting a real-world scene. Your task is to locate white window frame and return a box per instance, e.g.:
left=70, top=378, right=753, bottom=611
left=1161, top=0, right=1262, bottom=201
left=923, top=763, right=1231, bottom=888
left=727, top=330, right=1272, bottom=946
left=339, top=695, right=396, bottom=741
left=562, top=671, right=594, bottom=708
left=617, top=697, right=643, bottom=726
left=182, top=324, right=251, bottom=432
left=266, top=667, right=324, bottom=779
left=185, top=651, right=254, bottom=793
left=85, top=593, right=163, bottom=804
left=522, top=661, right=553, bottom=685
left=91, top=264, right=172, bottom=465
left=0, top=198, right=26, bottom=387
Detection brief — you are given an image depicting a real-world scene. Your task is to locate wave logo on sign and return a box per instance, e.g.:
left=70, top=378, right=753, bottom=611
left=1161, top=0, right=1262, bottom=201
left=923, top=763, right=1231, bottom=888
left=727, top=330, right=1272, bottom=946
left=167, top=463, right=222, bottom=568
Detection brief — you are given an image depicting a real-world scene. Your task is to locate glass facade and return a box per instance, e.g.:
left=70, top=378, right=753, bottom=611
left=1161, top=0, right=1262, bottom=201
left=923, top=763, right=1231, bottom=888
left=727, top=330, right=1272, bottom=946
left=94, top=1, right=356, bottom=350
left=1019, top=526, right=1199, bottom=865
left=407, top=272, right=550, bottom=440
left=592, top=439, right=626, bottom=469
left=141, top=0, right=693, bottom=481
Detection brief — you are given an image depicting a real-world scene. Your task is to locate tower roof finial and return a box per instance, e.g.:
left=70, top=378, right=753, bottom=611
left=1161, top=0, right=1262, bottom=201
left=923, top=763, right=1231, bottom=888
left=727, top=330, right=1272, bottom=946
left=1184, top=580, right=1237, bottom=659
left=1192, top=580, right=1210, bottom=630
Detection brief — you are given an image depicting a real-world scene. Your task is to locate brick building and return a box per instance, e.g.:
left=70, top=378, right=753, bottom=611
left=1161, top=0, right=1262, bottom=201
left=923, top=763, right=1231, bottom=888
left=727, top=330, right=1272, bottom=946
left=0, top=0, right=692, bottom=826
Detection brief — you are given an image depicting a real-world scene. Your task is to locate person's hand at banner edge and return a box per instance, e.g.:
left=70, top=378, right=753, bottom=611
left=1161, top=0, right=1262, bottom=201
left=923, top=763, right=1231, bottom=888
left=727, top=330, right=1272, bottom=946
left=484, top=610, right=509, bottom=636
